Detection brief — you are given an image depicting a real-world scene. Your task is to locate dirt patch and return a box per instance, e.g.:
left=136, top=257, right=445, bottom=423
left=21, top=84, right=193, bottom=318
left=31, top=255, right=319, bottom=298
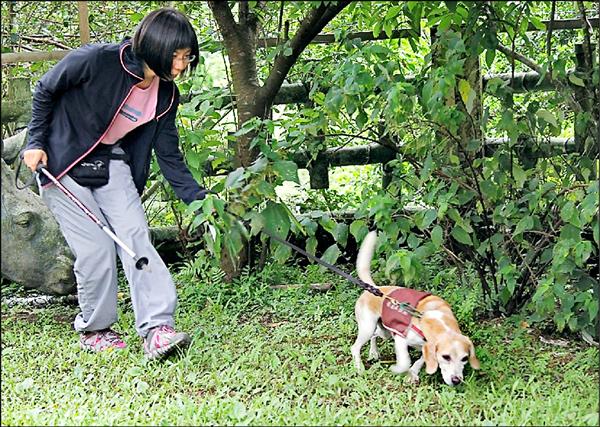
left=238, top=311, right=287, bottom=327
left=53, top=313, right=74, bottom=324
left=1, top=311, right=38, bottom=323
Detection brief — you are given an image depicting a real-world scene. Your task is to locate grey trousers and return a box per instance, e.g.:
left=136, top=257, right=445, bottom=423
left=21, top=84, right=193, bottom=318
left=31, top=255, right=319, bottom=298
left=40, top=152, right=177, bottom=338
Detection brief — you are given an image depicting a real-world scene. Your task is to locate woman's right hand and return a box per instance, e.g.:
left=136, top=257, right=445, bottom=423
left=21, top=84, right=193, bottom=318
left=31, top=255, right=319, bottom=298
left=23, top=149, right=48, bottom=172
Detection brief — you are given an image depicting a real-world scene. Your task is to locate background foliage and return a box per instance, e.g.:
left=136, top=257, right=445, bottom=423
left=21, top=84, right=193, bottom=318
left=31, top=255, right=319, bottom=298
left=1, top=1, right=598, bottom=338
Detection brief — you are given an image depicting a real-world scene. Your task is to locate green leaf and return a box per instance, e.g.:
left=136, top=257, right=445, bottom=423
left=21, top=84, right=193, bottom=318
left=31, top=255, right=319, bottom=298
left=333, top=223, right=348, bottom=247
left=319, top=216, right=337, bottom=236
left=283, top=47, right=293, bottom=57
left=356, top=110, right=368, bottom=129
left=480, top=179, right=497, bottom=200
left=536, top=109, right=558, bottom=127
left=529, top=16, right=546, bottom=31
left=256, top=180, right=276, bottom=198
left=485, top=49, right=495, bottom=68
left=444, top=1, right=457, bottom=12
left=385, top=252, right=402, bottom=279
left=248, top=156, right=268, bottom=173
left=420, top=154, right=433, bottom=182
left=225, top=167, right=245, bottom=189
left=506, top=278, right=517, bottom=295
left=320, top=244, right=341, bottom=267
left=568, top=73, right=586, bottom=87
left=324, top=88, right=343, bottom=113
left=414, top=243, right=434, bottom=259
left=514, top=215, right=534, bottom=235
left=512, top=164, right=527, bottom=189
left=301, top=218, right=318, bottom=235
left=262, top=202, right=290, bottom=239
left=273, top=160, right=299, bottom=184
left=431, top=225, right=443, bottom=248
left=588, top=299, right=599, bottom=321
left=458, top=79, right=475, bottom=114
left=350, top=220, right=367, bottom=242
left=560, top=223, right=582, bottom=240
left=407, top=233, right=421, bottom=249
left=451, top=225, right=473, bottom=246
left=272, top=241, right=292, bottom=264
left=422, top=209, right=437, bottom=230
left=560, top=201, right=580, bottom=226
left=306, top=236, right=318, bottom=257
left=372, top=19, right=382, bottom=38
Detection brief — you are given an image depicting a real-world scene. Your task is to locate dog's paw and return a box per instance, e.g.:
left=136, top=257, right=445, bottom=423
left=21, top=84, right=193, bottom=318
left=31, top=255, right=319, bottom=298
left=368, top=349, right=380, bottom=361
left=389, top=364, right=410, bottom=375
left=354, top=361, right=366, bottom=374
left=406, top=372, right=420, bottom=384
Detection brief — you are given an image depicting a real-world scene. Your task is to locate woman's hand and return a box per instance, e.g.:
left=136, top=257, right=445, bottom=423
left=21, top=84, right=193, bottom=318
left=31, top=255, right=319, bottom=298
left=23, top=149, right=48, bottom=172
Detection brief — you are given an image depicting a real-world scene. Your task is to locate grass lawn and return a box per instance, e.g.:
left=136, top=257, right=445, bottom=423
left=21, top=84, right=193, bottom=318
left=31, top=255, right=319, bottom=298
left=1, top=265, right=598, bottom=426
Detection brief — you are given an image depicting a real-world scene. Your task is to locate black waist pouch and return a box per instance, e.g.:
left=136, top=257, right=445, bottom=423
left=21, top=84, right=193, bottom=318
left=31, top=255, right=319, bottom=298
left=68, top=144, right=123, bottom=188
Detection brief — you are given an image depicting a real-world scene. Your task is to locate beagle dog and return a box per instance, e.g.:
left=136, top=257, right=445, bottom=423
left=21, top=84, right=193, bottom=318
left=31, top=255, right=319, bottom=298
left=351, top=231, right=480, bottom=386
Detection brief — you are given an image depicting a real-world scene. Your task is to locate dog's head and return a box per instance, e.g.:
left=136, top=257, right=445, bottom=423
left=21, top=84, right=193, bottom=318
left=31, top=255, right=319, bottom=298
left=423, top=333, right=480, bottom=386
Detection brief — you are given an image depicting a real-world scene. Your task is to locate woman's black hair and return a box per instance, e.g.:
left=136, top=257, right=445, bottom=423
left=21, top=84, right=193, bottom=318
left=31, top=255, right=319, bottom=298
left=132, top=7, right=199, bottom=80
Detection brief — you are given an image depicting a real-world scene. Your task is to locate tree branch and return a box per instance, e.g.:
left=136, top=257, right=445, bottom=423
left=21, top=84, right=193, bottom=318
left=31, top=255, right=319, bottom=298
left=260, top=1, right=351, bottom=104
left=483, top=2, right=584, bottom=114
left=209, top=1, right=261, bottom=93
left=496, top=42, right=583, bottom=113
left=239, top=1, right=249, bottom=24
left=495, top=43, right=544, bottom=75
left=546, top=0, right=556, bottom=77
left=208, top=1, right=239, bottom=46
left=577, top=0, right=594, bottom=71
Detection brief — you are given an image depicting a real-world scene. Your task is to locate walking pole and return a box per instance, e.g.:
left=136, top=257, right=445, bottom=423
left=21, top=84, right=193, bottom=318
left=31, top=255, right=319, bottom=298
left=36, top=164, right=150, bottom=271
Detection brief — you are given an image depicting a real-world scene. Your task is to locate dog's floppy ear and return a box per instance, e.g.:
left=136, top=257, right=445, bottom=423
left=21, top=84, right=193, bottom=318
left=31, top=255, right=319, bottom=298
left=467, top=338, right=480, bottom=370
left=423, top=341, right=438, bottom=374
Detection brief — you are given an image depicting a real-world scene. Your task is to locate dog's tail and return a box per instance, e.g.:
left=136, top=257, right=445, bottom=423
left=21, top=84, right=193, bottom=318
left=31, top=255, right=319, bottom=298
left=356, top=230, right=378, bottom=287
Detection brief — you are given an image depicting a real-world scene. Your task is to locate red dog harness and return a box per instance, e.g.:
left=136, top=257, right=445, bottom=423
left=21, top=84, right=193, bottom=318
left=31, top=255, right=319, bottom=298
left=381, top=288, right=431, bottom=339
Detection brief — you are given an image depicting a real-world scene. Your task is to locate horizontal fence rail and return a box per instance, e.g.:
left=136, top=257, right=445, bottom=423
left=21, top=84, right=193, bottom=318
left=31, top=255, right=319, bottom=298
left=0, top=69, right=576, bottom=124
left=201, top=138, right=575, bottom=176
left=1, top=18, right=597, bottom=65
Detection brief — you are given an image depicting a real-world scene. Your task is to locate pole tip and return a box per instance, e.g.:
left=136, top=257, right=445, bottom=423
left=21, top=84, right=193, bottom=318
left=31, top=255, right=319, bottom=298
left=135, top=257, right=150, bottom=271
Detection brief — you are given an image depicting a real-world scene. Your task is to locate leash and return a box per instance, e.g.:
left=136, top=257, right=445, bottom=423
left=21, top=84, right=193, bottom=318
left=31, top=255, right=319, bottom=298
left=14, top=153, right=37, bottom=190
left=225, top=209, right=422, bottom=318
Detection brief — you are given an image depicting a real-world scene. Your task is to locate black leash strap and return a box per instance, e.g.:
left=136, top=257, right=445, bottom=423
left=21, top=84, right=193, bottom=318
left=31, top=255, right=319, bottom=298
left=206, top=202, right=421, bottom=316
left=263, top=228, right=422, bottom=317
left=223, top=209, right=423, bottom=316
left=260, top=227, right=384, bottom=297
left=14, top=154, right=37, bottom=190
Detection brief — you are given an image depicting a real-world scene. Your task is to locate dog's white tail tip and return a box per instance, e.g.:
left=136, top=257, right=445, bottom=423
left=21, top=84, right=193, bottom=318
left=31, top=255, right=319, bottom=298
left=356, top=230, right=378, bottom=287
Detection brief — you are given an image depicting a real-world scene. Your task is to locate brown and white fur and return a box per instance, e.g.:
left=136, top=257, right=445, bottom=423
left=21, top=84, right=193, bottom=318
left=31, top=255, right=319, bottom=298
left=351, top=231, right=480, bottom=386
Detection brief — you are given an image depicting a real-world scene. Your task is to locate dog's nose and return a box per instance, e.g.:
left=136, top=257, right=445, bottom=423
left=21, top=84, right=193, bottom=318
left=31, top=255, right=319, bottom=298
left=451, top=375, right=462, bottom=385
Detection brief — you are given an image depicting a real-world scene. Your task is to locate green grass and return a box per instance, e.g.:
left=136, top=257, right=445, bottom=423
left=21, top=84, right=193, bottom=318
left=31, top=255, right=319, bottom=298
left=1, top=263, right=598, bottom=426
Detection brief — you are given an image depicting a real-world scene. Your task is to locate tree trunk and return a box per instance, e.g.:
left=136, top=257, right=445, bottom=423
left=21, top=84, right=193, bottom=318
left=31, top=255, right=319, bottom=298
left=207, top=0, right=351, bottom=280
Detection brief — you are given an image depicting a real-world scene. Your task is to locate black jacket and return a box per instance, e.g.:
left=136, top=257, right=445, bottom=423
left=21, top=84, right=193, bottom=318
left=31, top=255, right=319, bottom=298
left=26, top=39, right=205, bottom=204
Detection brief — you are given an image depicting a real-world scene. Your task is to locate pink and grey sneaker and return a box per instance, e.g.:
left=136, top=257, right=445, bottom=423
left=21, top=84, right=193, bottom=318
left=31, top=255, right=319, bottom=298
left=80, top=329, right=127, bottom=352
left=143, top=325, right=190, bottom=360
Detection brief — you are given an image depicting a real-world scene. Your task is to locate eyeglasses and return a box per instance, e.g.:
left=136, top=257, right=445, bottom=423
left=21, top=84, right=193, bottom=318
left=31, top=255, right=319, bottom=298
left=172, top=53, right=196, bottom=64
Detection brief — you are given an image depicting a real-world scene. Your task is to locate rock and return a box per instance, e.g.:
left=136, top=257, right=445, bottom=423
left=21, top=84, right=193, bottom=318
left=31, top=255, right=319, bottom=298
left=1, top=128, right=28, bottom=165
left=1, top=158, right=75, bottom=295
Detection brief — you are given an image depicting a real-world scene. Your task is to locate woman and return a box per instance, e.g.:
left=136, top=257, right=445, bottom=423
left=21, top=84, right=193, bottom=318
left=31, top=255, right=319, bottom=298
left=22, top=8, right=205, bottom=360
